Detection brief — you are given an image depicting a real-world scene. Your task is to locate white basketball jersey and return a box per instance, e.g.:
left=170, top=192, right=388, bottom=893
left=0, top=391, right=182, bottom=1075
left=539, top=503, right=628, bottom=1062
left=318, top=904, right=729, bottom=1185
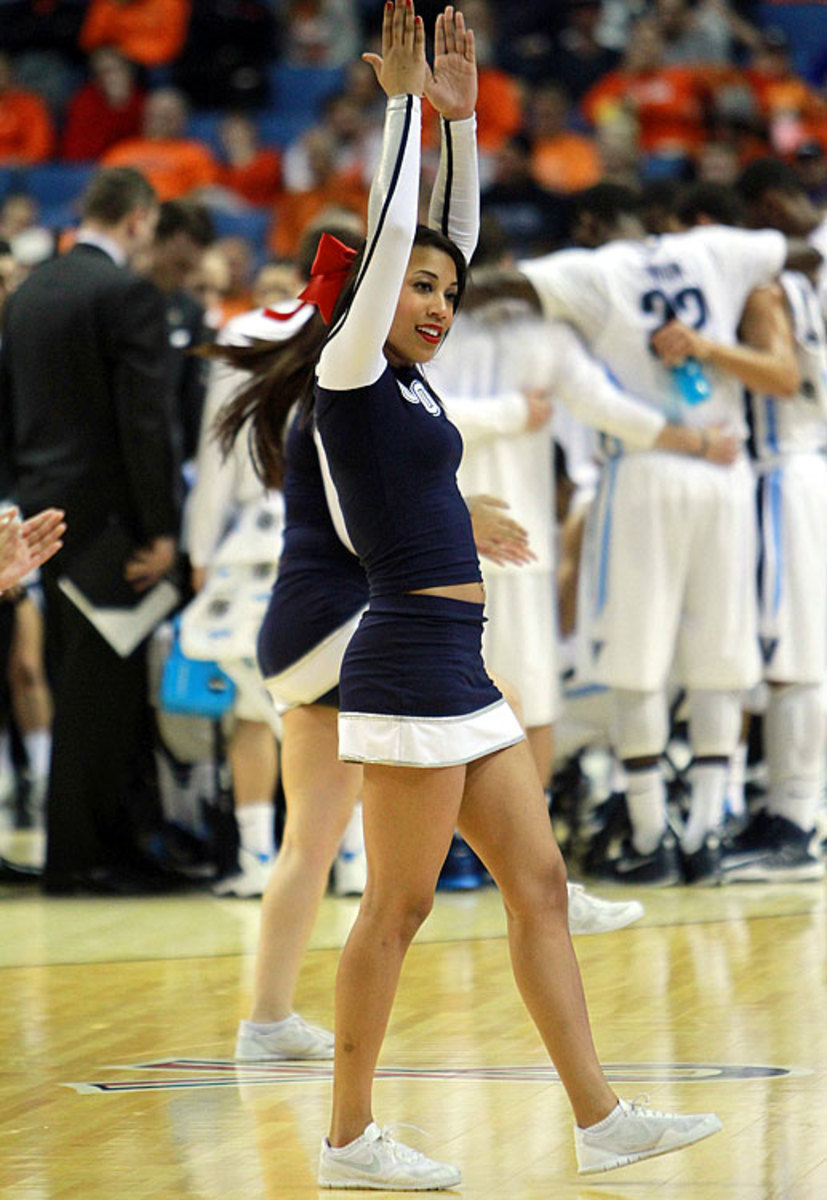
left=521, top=225, right=786, bottom=436
left=808, top=214, right=827, bottom=317
left=750, top=271, right=827, bottom=460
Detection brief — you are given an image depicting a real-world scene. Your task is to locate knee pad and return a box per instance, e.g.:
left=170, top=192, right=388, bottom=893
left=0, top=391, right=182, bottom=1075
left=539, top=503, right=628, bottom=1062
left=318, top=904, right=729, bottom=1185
left=610, top=690, right=668, bottom=761
left=687, top=689, right=742, bottom=759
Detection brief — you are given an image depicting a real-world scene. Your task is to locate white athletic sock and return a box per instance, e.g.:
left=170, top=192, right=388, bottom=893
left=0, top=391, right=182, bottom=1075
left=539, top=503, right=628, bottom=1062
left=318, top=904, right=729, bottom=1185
left=241, top=1017, right=291, bottom=1033
left=682, top=761, right=727, bottom=854
left=724, top=741, right=747, bottom=820
left=23, top=728, right=51, bottom=782
left=0, top=730, right=12, bottom=776
left=625, top=765, right=667, bottom=855
left=609, top=756, right=627, bottom=796
left=771, top=780, right=821, bottom=833
left=581, top=1101, right=622, bottom=1132
left=764, top=684, right=825, bottom=833
left=338, top=801, right=364, bottom=856
left=236, top=801, right=275, bottom=860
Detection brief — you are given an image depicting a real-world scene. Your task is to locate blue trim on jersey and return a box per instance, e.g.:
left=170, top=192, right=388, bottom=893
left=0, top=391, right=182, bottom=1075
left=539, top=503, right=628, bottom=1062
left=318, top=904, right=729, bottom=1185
left=765, top=396, right=779, bottom=454
left=595, top=457, right=619, bottom=617
left=769, top=467, right=784, bottom=616
left=439, top=118, right=454, bottom=239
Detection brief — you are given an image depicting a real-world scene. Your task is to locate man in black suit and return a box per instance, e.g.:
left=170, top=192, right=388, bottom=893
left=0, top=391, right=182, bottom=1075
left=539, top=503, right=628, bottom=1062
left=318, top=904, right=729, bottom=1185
left=0, top=167, right=180, bottom=893
left=136, top=198, right=215, bottom=464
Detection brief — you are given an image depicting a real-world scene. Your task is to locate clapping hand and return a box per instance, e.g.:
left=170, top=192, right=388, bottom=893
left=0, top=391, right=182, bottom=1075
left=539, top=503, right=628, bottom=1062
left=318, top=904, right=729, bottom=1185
left=0, top=507, right=65, bottom=593
left=425, top=6, right=477, bottom=121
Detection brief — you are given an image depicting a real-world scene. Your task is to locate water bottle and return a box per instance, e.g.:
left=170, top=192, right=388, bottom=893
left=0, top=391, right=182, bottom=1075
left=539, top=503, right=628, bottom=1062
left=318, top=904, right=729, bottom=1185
left=671, top=358, right=711, bottom=406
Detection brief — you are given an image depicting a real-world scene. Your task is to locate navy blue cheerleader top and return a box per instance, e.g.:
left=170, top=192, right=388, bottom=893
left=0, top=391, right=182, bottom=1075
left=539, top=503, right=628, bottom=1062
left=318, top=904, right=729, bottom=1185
left=313, top=94, right=482, bottom=599
left=280, top=411, right=366, bottom=591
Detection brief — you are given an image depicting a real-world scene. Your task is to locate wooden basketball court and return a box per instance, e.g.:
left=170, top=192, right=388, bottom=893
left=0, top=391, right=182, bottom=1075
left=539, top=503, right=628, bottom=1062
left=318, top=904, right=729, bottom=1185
left=1, top=855, right=825, bottom=1199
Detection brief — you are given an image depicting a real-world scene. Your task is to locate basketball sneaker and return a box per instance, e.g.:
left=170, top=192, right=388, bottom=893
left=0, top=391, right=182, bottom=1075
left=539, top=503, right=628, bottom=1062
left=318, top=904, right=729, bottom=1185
left=234, top=1014, right=334, bottom=1061
left=592, top=832, right=681, bottom=887
left=212, top=848, right=274, bottom=898
left=722, top=813, right=824, bottom=883
left=575, top=1097, right=722, bottom=1174
left=566, top=883, right=644, bottom=935
left=319, top=1122, right=461, bottom=1190
left=680, top=832, right=722, bottom=886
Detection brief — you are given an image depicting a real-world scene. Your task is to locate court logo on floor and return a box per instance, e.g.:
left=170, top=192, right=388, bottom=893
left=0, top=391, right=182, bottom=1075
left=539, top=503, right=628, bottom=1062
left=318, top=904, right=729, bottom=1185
left=63, top=1060, right=809, bottom=1094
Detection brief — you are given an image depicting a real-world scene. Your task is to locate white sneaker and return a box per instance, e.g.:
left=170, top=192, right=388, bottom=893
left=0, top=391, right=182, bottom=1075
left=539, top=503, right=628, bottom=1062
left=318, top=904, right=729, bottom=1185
left=212, top=848, right=274, bottom=898
left=575, top=1097, right=722, bottom=1174
left=235, top=1014, right=334, bottom=1061
left=567, top=882, right=644, bottom=935
left=319, top=1122, right=461, bottom=1191
left=332, top=846, right=367, bottom=896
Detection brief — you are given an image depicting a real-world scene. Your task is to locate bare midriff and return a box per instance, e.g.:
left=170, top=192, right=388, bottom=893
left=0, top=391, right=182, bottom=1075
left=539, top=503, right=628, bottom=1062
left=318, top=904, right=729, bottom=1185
left=408, top=581, right=486, bottom=603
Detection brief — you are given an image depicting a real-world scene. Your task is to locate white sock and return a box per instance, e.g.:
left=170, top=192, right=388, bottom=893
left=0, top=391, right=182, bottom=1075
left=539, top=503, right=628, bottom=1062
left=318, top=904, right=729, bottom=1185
left=771, top=780, right=821, bottom=833
left=236, top=801, right=275, bottom=860
left=609, top=756, right=627, bottom=795
left=582, top=1101, right=623, bottom=1132
left=764, top=684, right=825, bottom=832
left=682, top=761, right=727, bottom=853
left=23, top=728, right=51, bottom=782
left=724, top=741, right=747, bottom=820
left=625, top=765, right=666, bottom=855
left=0, top=730, right=12, bottom=778
left=241, top=1016, right=291, bottom=1033
left=338, top=801, right=364, bottom=856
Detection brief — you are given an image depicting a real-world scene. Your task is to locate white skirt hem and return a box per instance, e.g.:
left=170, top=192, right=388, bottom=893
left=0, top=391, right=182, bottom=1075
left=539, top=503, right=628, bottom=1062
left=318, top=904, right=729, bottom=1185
left=338, top=697, right=526, bottom=767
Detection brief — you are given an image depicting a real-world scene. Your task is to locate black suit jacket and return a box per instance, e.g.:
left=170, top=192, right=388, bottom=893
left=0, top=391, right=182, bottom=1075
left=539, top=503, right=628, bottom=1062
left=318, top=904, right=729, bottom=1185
left=0, top=242, right=179, bottom=563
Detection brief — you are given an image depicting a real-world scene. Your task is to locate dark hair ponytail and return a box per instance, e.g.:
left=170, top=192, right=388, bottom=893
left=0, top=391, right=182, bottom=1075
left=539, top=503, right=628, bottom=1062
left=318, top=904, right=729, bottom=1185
left=204, top=224, right=366, bottom=488
left=202, top=309, right=328, bottom=488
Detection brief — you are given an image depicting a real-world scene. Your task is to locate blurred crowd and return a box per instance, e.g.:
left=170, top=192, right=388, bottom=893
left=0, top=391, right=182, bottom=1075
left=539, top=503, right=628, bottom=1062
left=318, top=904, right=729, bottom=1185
left=1, top=2, right=826, bottom=277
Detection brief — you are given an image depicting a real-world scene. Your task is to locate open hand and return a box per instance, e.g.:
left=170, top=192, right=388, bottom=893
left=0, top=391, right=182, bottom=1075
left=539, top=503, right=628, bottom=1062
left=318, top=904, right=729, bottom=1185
left=0, top=507, right=65, bottom=592
left=424, top=6, right=477, bottom=120
left=467, top=494, right=535, bottom=567
left=362, top=0, right=428, bottom=100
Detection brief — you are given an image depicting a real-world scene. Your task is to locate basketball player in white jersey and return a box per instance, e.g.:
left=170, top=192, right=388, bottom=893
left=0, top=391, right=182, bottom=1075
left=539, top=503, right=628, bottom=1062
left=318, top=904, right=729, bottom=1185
left=469, top=184, right=821, bottom=884
left=661, top=176, right=827, bottom=882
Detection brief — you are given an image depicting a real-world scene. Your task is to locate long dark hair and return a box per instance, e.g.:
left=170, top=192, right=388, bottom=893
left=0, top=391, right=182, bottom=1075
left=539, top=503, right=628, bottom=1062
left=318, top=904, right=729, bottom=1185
left=206, top=223, right=467, bottom=488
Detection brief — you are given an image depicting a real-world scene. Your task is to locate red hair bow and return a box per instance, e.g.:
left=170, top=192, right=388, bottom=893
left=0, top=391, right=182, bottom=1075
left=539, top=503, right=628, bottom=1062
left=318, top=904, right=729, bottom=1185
left=297, top=233, right=358, bottom=324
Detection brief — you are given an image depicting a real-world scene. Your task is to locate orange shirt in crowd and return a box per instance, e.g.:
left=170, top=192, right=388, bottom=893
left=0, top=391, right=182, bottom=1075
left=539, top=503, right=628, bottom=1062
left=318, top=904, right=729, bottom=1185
left=746, top=68, right=827, bottom=153
left=80, top=0, right=192, bottom=68
left=219, top=150, right=283, bottom=208
left=0, top=90, right=55, bottom=164
left=583, top=65, right=709, bottom=156
left=532, top=132, right=601, bottom=193
left=270, top=179, right=368, bottom=258
left=102, top=137, right=219, bottom=199
left=423, top=67, right=523, bottom=154
left=216, top=291, right=256, bottom=327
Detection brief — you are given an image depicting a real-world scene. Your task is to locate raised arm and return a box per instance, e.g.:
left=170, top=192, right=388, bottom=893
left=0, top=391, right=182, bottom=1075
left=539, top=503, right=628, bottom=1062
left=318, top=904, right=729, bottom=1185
left=318, top=0, right=427, bottom=391
left=426, top=6, right=479, bottom=264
